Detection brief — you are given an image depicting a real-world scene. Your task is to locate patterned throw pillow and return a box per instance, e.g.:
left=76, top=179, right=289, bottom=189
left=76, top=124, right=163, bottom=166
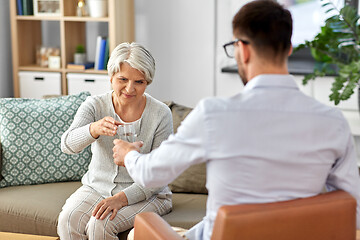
left=0, top=92, right=92, bottom=188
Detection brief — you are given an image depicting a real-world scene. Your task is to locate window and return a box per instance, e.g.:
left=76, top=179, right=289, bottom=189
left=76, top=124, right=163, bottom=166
left=278, top=0, right=345, bottom=47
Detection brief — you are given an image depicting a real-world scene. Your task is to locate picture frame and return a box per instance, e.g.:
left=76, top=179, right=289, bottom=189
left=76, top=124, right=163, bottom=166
left=33, top=0, right=61, bottom=16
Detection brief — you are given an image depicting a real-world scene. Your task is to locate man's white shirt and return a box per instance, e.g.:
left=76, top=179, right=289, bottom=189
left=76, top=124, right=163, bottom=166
left=125, top=74, right=360, bottom=240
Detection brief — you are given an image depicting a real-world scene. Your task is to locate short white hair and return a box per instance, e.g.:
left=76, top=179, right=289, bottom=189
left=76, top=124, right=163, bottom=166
left=107, top=42, right=155, bottom=85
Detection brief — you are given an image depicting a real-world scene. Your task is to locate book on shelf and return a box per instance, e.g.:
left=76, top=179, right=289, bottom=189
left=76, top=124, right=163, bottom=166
left=67, top=62, right=95, bottom=70
left=103, top=37, right=109, bottom=70
left=17, top=0, right=23, bottom=15
left=22, top=0, right=33, bottom=15
left=94, top=36, right=102, bottom=70
left=97, top=38, right=107, bottom=70
left=94, top=36, right=109, bottom=70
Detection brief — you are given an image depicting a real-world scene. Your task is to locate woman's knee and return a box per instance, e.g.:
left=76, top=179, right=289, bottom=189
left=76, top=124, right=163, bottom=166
left=58, top=206, right=80, bottom=227
left=57, top=207, right=72, bottom=230
left=57, top=208, right=72, bottom=237
left=87, top=214, right=131, bottom=238
left=86, top=216, right=119, bottom=239
left=57, top=206, right=89, bottom=237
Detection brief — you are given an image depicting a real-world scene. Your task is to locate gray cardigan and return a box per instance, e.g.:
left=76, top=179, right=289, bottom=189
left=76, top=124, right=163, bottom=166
left=61, top=92, right=173, bottom=205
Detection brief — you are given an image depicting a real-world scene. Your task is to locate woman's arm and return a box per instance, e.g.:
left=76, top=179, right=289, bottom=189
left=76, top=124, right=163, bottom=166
left=151, top=106, right=174, bottom=150
left=61, top=96, right=122, bottom=154
left=61, top=98, right=96, bottom=154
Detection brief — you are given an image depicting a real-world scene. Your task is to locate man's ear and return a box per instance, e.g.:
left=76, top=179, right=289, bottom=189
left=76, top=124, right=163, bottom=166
left=288, top=45, right=293, bottom=56
left=240, top=41, right=250, bottom=64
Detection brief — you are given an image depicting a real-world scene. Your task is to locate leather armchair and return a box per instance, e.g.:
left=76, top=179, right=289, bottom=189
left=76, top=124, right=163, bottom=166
left=133, top=190, right=356, bottom=240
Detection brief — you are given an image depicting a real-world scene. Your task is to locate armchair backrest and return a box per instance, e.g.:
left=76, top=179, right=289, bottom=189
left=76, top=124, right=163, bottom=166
left=211, top=190, right=356, bottom=240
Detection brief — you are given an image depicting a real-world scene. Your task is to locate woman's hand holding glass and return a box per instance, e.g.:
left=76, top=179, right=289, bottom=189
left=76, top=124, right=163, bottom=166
left=90, top=116, right=122, bottom=139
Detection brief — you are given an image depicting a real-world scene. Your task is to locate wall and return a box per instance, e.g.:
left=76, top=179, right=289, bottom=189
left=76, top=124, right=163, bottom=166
left=133, top=0, right=251, bottom=107
left=134, top=0, right=216, bottom=108
left=0, top=0, right=13, bottom=97
left=215, top=0, right=250, bottom=98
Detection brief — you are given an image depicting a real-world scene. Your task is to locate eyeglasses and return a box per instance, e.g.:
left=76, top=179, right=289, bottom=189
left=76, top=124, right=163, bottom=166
left=223, top=39, right=250, bottom=58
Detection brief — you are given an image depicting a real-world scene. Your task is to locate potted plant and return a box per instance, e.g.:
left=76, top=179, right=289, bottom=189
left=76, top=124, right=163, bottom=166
left=295, top=0, right=360, bottom=105
left=74, top=44, right=86, bottom=65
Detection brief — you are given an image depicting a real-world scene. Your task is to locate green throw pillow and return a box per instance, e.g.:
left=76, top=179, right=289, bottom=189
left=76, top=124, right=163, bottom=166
left=0, top=92, right=92, bottom=188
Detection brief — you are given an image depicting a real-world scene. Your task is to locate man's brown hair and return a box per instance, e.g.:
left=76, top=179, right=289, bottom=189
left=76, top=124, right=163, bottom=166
left=232, top=0, right=292, bottom=61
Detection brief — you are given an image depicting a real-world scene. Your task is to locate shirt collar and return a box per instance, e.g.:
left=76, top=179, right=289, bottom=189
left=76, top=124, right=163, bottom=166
left=243, top=74, right=299, bottom=92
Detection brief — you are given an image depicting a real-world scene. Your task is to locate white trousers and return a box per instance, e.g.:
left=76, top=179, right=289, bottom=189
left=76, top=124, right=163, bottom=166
left=57, top=185, right=172, bottom=240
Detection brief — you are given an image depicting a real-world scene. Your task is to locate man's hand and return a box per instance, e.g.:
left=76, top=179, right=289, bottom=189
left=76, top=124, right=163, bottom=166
left=113, top=139, right=143, bottom=167
left=92, top=191, right=128, bottom=221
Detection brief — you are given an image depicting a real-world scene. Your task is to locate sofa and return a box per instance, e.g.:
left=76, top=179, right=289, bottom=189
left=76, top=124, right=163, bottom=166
left=0, top=93, right=207, bottom=240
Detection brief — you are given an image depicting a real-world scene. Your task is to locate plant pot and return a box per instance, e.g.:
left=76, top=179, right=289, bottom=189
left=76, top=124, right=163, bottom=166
left=87, top=0, right=108, bottom=18
left=74, top=53, right=86, bottom=65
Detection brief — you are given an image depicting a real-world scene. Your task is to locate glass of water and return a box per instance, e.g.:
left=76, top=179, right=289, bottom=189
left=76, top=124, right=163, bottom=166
left=118, top=123, right=136, bottom=142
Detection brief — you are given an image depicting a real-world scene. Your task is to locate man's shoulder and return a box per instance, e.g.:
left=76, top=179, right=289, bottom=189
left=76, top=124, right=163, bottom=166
left=197, top=93, right=346, bottom=122
left=300, top=93, right=346, bottom=121
left=196, top=94, right=242, bottom=113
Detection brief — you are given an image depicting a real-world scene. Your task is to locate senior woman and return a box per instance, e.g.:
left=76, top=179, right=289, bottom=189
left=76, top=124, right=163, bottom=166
left=57, top=42, right=173, bottom=240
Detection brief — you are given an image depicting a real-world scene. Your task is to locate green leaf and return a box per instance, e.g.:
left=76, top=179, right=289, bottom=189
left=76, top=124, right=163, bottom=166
left=299, top=3, right=360, bottom=104
left=321, top=2, right=331, bottom=7
left=325, top=8, right=335, bottom=14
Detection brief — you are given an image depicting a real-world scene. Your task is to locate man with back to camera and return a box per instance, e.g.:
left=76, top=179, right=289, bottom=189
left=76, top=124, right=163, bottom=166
left=111, top=0, right=360, bottom=239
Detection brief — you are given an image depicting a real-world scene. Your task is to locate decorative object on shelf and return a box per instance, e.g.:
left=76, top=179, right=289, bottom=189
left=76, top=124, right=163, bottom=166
left=36, top=46, right=60, bottom=68
left=88, top=0, right=108, bottom=18
left=76, top=0, right=88, bottom=17
left=295, top=0, right=360, bottom=105
left=48, top=55, right=61, bottom=69
left=33, top=0, right=60, bottom=16
left=74, top=44, right=87, bottom=65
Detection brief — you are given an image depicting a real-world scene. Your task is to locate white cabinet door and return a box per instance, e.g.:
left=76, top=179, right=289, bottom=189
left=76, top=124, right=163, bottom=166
left=19, top=71, right=61, bottom=99
left=67, top=73, right=111, bottom=96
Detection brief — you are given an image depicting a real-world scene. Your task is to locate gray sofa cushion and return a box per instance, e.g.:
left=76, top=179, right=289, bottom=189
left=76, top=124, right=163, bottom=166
left=0, top=181, right=207, bottom=239
left=0, top=181, right=81, bottom=237
left=165, top=101, right=208, bottom=194
left=169, top=163, right=207, bottom=194
left=163, top=193, right=208, bottom=229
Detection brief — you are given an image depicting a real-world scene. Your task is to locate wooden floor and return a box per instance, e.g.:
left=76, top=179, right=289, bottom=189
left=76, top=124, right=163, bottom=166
left=357, top=230, right=360, bottom=240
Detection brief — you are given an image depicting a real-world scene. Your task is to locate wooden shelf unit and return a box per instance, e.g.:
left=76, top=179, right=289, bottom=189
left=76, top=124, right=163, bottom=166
left=10, top=0, right=134, bottom=97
